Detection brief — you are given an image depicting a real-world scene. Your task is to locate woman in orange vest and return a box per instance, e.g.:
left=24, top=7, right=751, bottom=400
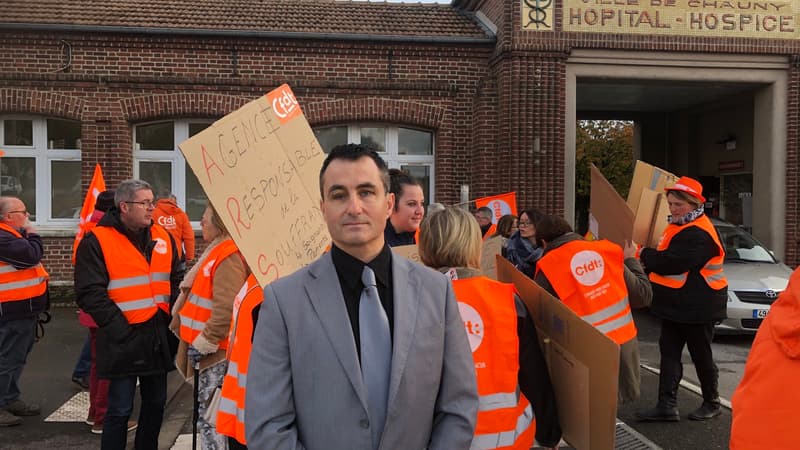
left=384, top=168, right=424, bottom=247
left=634, top=176, right=728, bottom=422
left=730, top=267, right=800, bottom=449
left=418, top=207, right=561, bottom=450
left=169, top=204, right=248, bottom=450
left=216, top=274, right=263, bottom=450
left=532, top=214, right=652, bottom=404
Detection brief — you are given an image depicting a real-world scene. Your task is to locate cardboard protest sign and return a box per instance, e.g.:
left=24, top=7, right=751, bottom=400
left=627, top=161, right=678, bottom=247
left=590, top=163, right=635, bottom=247
left=179, top=84, right=330, bottom=287
left=496, top=257, right=619, bottom=450
left=391, top=245, right=420, bottom=264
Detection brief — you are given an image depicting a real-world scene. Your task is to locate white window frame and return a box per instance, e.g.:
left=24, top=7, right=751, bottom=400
left=316, top=124, right=436, bottom=202
left=133, top=119, right=214, bottom=226
left=0, top=115, right=81, bottom=227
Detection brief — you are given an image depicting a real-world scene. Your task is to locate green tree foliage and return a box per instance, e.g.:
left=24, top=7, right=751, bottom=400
left=574, top=120, right=634, bottom=234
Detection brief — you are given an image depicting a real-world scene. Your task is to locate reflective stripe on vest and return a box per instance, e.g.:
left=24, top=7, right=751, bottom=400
left=91, top=224, right=173, bottom=325
left=471, top=404, right=534, bottom=450
left=0, top=223, right=49, bottom=302
left=217, top=274, right=263, bottom=445
left=537, top=239, right=637, bottom=345
left=452, top=276, right=535, bottom=450
left=649, top=215, right=728, bottom=290
left=178, top=239, right=240, bottom=350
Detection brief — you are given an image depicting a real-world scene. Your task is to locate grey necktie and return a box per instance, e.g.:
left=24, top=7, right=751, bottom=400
left=359, top=265, right=391, bottom=448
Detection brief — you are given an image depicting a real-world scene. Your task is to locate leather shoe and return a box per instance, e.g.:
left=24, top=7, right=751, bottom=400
left=689, top=401, right=721, bottom=421
left=72, top=375, right=90, bottom=390
left=0, top=410, right=22, bottom=427
left=635, top=405, right=679, bottom=422
left=4, top=399, right=41, bottom=417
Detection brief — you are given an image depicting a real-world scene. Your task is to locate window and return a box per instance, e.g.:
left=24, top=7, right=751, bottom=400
left=312, top=124, right=435, bottom=202
left=0, top=116, right=82, bottom=224
left=133, top=120, right=213, bottom=222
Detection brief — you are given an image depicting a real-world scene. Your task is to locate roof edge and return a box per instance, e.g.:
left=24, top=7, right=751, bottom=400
left=0, top=23, right=496, bottom=44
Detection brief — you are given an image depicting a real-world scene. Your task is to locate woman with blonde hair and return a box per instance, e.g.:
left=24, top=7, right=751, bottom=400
left=418, top=207, right=561, bottom=450
left=170, top=204, right=248, bottom=449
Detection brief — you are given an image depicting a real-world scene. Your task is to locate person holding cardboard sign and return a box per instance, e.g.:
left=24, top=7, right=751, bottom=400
left=532, top=214, right=652, bottom=405
left=418, top=207, right=562, bottom=450
left=245, top=144, right=478, bottom=450
left=635, top=176, right=728, bottom=422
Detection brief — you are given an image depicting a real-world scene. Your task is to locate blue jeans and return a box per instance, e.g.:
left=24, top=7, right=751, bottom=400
left=72, top=332, right=92, bottom=379
left=0, top=317, right=36, bottom=408
left=102, top=372, right=167, bottom=450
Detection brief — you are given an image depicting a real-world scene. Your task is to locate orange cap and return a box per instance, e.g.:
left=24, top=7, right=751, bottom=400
left=665, top=176, right=705, bottom=203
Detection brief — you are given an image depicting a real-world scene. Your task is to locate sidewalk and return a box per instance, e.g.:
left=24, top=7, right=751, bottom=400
left=1, top=306, right=189, bottom=450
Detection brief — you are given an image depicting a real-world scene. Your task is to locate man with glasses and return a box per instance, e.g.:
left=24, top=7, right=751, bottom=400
left=75, top=180, right=183, bottom=450
left=0, top=196, right=48, bottom=427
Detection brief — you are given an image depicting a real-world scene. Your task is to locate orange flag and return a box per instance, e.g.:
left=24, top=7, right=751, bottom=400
left=475, top=192, right=518, bottom=239
left=72, top=164, right=106, bottom=264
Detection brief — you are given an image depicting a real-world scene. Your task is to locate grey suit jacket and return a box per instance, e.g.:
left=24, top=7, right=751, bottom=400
left=245, top=251, right=478, bottom=450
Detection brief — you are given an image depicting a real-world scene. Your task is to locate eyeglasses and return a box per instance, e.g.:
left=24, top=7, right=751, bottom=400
left=124, top=200, right=156, bottom=209
left=7, top=210, right=29, bottom=216
left=518, top=221, right=532, bottom=227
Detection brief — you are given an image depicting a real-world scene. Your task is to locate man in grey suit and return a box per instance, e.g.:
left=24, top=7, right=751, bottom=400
left=245, top=144, right=478, bottom=450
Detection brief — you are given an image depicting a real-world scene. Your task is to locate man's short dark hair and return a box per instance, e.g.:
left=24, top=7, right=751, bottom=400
left=319, top=143, right=390, bottom=197
left=475, top=206, right=492, bottom=220
left=389, top=168, right=422, bottom=211
left=535, top=214, right=573, bottom=245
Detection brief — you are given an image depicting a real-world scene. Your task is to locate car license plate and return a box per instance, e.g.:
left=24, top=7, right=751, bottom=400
left=752, top=310, right=768, bottom=319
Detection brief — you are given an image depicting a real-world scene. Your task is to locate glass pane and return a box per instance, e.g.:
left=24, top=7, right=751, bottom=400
left=400, top=165, right=431, bottom=206
left=135, top=122, right=174, bottom=151
left=47, top=119, right=82, bottom=150
left=3, top=120, right=33, bottom=146
left=398, top=128, right=433, bottom=155
left=360, top=127, right=385, bottom=152
left=314, top=126, right=347, bottom=153
left=0, top=157, right=36, bottom=220
left=185, top=161, right=207, bottom=221
left=51, top=161, right=82, bottom=219
left=139, top=161, right=172, bottom=199
left=189, top=122, right=212, bottom=138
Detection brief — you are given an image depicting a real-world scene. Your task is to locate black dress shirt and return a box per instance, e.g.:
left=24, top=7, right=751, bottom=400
left=331, top=243, right=394, bottom=360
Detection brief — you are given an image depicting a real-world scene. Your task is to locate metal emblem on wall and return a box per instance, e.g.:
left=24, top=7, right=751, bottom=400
left=522, top=0, right=555, bottom=30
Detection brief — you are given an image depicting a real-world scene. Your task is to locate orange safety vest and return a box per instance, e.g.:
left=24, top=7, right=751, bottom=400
left=91, top=225, right=173, bottom=324
left=452, top=275, right=535, bottom=450
left=178, top=238, right=240, bottom=350
left=649, top=215, right=727, bottom=290
left=216, top=273, right=263, bottom=444
left=0, top=223, right=49, bottom=302
left=537, top=239, right=637, bottom=345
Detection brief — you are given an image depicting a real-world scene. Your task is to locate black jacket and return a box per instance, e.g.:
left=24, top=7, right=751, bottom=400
left=0, top=227, right=49, bottom=321
left=640, top=221, right=728, bottom=324
left=74, top=207, right=183, bottom=378
left=383, top=219, right=415, bottom=247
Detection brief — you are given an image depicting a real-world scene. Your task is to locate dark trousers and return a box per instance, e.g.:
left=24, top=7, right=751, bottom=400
left=657, top=319, right=719, bottom=408
left=72, top=332, right=92, bottom=379
left=102, top=372, right=167, bottom=450
left=228, top=436, right=248, bottom=450
left=0, top=317, right=36, bottom=408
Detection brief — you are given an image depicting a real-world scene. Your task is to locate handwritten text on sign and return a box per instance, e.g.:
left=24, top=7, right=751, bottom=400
left=179, top=85, right=331, bottom=288
left=562, top=0, right=797, bottom=37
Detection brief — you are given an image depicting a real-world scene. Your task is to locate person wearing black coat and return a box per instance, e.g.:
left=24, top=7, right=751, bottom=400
left=75, top=180, right=183, bottom=450
left=635, top=177, right=728, bottom=423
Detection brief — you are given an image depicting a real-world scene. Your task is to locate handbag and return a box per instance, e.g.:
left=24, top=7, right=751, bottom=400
left=204, top=386, right=223, bottom=427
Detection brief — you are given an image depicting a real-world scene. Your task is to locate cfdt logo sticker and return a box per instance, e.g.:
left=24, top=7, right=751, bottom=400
left=267, top=84, right=302, bottom=125
left=458, top=302, right=484, bottom=352
left=153, top=238, right=168, bottom=255
left=570, top=250, right=604, bottom=286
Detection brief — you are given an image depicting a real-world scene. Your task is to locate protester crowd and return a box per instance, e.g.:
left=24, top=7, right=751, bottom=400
left=0, top=142, right=792, bottom=449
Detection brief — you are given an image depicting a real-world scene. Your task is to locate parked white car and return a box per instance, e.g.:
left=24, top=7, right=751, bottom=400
left=711, top=218, right=793, bottom=333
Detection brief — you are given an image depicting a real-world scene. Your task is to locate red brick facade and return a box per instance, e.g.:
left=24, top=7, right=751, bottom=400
left=1, top=0, right=799, bottom=283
